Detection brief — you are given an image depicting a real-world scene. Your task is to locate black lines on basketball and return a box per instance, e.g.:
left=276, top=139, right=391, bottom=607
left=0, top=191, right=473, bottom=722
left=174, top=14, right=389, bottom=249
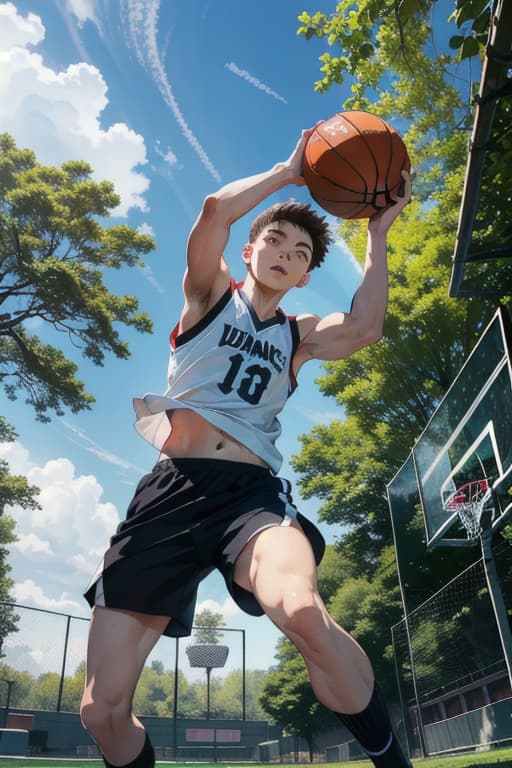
left=303, top=111, right=410, bottom=219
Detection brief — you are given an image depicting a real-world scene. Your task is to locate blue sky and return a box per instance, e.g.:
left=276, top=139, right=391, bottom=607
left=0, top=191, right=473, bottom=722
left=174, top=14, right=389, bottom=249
left=0, top=0, right=368, bottom=678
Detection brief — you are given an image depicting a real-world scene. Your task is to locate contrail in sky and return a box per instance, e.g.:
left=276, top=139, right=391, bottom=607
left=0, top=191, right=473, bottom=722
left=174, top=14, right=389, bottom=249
left=225, top=62, right=288, bottom=104
left=121, top=0, right=221, bottom=182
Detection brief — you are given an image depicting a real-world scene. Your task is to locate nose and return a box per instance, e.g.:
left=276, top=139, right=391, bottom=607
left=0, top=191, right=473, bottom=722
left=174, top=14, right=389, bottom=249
left=279, top=250, right=292, bottom=261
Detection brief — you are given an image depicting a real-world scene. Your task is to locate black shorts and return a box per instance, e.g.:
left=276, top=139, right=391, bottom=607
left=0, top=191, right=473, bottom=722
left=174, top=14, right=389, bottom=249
left=84, top=458, right=325, bottom=637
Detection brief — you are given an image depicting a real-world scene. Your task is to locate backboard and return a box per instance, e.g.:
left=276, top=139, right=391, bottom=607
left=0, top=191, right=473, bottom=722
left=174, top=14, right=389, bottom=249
left=449, top=0, right=512, bottom=299
left=408, top=307, right=512, bottom=548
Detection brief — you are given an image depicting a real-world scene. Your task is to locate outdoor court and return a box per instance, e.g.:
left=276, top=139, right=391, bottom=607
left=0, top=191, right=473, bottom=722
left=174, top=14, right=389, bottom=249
left=2, top=748, right=512, bottom=767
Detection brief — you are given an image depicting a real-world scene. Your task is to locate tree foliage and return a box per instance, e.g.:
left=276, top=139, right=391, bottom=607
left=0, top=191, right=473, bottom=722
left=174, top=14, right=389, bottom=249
left=191, top=608, right=224, bottom=644
left=297, top=0, right=492, bottom=98
left=0, top=417, right=41, bottom=656
left=260, top=647, right=332, bottom=760
left=0, top=417, right=40, bottom=515
left=291, top=0, right=497, bottom=557
left=0, top=133, right=155, bottom=421
left=0, top=516, right=17, bottom=657
left=0, top=658, right=268, bottom=720
left=292, top=191, right=492, bottom=565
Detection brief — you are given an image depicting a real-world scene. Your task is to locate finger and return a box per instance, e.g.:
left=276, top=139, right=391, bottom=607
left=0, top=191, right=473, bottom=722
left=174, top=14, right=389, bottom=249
left=395, top=170, right=413, bottom=201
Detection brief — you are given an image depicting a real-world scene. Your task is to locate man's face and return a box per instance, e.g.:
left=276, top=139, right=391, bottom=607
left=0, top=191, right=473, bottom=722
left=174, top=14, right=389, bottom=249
left=244, top=220, right=313, bottom=289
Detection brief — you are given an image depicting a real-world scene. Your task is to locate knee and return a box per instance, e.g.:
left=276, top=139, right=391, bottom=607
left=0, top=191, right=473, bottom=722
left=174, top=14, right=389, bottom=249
left=80, top=692, right=131, bottom=740
left=80, top=696, right=105, bottom=737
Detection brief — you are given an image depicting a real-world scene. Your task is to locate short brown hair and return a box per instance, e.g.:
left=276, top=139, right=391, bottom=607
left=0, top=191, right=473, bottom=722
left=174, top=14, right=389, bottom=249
left=248, top=201, right=332, bottom=270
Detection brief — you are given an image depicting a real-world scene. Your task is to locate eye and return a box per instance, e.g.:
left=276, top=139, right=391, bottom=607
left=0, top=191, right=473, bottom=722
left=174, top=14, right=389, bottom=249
left=297, top=251, right=307, bottom=260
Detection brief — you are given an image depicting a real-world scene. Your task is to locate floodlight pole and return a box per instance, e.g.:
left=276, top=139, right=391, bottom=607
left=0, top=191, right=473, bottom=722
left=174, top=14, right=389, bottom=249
left=479, top=508, right=512, bottom=689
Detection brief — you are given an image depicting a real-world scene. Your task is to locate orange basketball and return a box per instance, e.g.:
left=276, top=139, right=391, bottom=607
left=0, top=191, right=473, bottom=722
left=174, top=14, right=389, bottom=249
left=303, top=111, right=410, bottom=219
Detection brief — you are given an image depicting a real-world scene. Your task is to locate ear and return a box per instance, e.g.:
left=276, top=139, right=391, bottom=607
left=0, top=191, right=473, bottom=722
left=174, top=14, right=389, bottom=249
left=296, top=272, right=310, bottom=288
left=242, top=243, right=253, bottom=265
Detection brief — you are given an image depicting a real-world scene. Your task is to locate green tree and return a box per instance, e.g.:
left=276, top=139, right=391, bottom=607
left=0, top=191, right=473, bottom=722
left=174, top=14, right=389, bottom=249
left=0, top=664, right=34, bottom=709
left=0, top=418, right=40, bottom=514
left=291, top=0, right=497, bottom=567
left=260, top=643, right=333, bottom=762
left=297, top=0, right=491, bottom=99
left=0, top=417, right=41, bottom=655
left=0, top=514, right=18, bottom=657
left=29, top=671, right=60, bottom=710
left=214, top=668, right=268, bottom=720
left=192, top=608, right=224, bottom=644
left=176, top=672, right=206, bottom=718
left=0, top=133, right=155, bottom=422
left=133, top=662, right=176, bottom=716
left=59, top=660, right=86, bottom=713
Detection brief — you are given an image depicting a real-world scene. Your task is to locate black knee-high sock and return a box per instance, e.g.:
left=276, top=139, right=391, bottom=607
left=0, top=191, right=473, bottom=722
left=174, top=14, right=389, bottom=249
left=102, top=731, right=155, bottom=768
left=334, top=685, right=412, bottom=768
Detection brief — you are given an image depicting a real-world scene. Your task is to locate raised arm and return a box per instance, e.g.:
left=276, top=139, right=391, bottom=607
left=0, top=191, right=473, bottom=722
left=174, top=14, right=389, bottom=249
left=296, top=171, right=412, bottom=364
left=183, top=129, right=312, bottom=307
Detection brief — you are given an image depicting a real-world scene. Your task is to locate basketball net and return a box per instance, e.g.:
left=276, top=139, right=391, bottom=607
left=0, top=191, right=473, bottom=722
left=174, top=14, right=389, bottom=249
left=443, top=479, right=490, bottom=541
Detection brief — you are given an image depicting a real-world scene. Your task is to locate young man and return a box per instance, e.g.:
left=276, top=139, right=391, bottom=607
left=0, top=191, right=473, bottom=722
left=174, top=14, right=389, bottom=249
left=81, top=127, right=412, bottom=768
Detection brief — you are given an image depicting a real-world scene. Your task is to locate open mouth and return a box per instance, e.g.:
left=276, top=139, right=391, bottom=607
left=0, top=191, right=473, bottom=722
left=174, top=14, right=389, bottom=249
left=271, top=265, right=287, bottom=276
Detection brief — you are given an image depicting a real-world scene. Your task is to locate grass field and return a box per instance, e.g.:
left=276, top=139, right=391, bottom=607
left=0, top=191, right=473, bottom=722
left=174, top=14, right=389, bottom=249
left=1, top=748, right=512, bottom=768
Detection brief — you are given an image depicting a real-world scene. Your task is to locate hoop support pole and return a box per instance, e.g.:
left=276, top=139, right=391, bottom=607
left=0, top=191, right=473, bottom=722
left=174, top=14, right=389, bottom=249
left=480, top=507, right=512, bottom=690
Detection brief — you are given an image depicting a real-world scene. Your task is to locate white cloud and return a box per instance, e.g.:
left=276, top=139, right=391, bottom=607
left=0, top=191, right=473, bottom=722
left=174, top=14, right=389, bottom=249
left=0, top=2, right=44, bottom=50
left=0, top=439, right=120, bottom=607
left=66, top=0, right=101, bottom=29
left=14, top=579, right=83, bottom=613
left=69, top=552, right=98, bottom=574
left=225, top=62, right=287, bottom=104
left=137, top=222, right=155, bottom=238
left=0, top=3, right=149, bottom=216
left=163, top=149, right=177, bottom=167
left=297, top=407, right=341, bottom=425
left=196, top=596, right=241, bottom=621
left=0, top=439, right=32, bottom=475
left=155, top=140, right=178, bottom=170
left=13, top=533, right=54, bottom=556
left=121, top=0, right=221, bottom=182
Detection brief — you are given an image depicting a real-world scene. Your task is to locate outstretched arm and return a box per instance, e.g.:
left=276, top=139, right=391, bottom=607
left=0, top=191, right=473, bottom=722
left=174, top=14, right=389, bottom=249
left=183, top=129, right=313, bottom=306
left=296, top=171, right=412, bottom=364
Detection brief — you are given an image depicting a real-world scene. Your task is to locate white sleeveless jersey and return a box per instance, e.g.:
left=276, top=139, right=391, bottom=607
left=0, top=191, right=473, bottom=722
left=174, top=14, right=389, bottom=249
left=133, top=280, right=300, bottom=473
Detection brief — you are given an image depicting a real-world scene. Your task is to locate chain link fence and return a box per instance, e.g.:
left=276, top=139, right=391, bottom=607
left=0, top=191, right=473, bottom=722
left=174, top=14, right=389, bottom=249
left=392, top=540, right=512, bottom=756
left=0, top=602, right=249, bottom=719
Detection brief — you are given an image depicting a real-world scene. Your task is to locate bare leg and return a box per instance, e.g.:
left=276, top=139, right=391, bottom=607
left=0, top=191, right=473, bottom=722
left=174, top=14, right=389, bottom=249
left=80, top=606, right=169, bottom=766
left=234, top=522, right=412, bottom=766
left=233, top=522, right=374, bottom=713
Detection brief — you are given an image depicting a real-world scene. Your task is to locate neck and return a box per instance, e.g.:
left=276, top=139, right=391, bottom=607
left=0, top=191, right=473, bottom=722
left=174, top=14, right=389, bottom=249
left=240, top=277, right=286, bottom=320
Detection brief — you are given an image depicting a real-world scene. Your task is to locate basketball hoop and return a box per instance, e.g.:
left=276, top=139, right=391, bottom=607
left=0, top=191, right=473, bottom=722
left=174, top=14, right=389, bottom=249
left=443, top=479, right=490, bottom=541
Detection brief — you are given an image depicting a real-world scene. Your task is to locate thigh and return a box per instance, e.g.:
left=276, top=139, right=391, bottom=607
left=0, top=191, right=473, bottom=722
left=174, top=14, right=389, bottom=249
left=233, top=520, right=318, bottom=614
left=83, top=606, right=169, bottom=705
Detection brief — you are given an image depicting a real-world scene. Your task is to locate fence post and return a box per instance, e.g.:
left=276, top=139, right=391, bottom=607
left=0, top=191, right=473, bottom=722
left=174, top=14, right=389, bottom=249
left=172, top=637, right=179, bottom=760
left=242, top=629, right=246, bottom=721
left=56, top=614, right=71, bottom=712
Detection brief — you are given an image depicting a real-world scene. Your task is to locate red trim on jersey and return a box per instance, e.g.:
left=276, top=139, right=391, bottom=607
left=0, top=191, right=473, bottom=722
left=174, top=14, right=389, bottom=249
left=170, top=323, right=180, bottom=350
